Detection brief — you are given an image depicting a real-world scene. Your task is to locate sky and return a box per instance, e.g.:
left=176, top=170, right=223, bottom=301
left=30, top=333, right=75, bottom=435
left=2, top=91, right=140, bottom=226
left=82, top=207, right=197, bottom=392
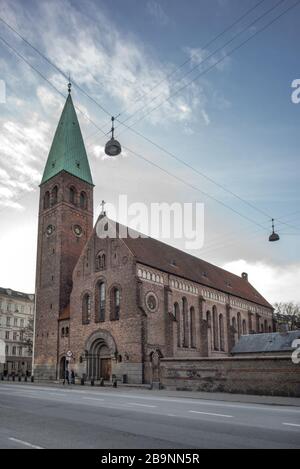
left=0, top=0, right=299, bottom=303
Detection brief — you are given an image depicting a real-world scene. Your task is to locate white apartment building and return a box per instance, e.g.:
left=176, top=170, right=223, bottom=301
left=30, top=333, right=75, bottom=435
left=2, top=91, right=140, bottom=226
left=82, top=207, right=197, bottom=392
left=0, top=287, right=34, bottom=376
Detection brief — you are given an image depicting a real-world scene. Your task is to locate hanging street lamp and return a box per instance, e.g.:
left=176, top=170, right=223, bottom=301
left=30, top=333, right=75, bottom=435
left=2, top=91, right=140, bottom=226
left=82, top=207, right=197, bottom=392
left=105, top=116, right=122, bottom=157
left=269, top=218, right=280, bottom=242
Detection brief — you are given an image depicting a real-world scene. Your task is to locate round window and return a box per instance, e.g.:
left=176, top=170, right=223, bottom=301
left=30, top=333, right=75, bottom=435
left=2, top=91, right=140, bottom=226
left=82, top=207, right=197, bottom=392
left=146, top=292, right=158, bottom=312
left=73, top=224, right=83, bottom=237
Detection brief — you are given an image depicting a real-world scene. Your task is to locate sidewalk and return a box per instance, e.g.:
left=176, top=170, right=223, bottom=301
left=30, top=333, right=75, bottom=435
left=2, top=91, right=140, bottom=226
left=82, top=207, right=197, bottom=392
left=1, top=379, right=300, bottom=407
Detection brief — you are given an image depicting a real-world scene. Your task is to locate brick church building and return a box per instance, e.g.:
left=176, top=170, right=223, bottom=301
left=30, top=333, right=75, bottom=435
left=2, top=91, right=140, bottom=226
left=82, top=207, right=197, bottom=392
left=33, top=87, right=274, bottom=383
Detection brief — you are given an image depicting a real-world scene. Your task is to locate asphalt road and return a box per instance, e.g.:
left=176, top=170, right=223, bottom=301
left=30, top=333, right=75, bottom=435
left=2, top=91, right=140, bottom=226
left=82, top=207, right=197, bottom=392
left=0, top=383, right=300, bottom=449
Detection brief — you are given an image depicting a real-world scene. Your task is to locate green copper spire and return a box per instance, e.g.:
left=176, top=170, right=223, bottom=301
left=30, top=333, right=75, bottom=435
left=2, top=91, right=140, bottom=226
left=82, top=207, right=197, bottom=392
left=41, top=89, right=93, bottom=185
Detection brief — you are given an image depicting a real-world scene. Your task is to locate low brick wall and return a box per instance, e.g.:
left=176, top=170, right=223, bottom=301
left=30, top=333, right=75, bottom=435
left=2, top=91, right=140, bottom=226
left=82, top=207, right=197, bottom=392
left=160, top=356, right=300, bottom=397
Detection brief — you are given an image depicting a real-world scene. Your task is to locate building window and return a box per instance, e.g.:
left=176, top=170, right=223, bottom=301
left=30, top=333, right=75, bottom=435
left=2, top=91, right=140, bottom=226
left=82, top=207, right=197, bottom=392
left=51, top=186, right=58, bottom=205
left=19, top=332, right=23, bottom=341
left=110, top=287, right=120, bottom=321
left=206, top=311, right=212, bottom=351
left=14, top=318, right=18, bottom=326
left=237, top=312, right=241, bottom=339
left=61, top=328, right=65, bottom=337
left=182, top=297, right=188, bottom=347
left=44, top=191, right=50, bottom=209
left=96, top=252, right=106, bottom=271
left=5, top=345, right=8, bottom=355
left=219, top=314, right=225, bottom=351
left=65, top=327, right=69, bottom=337
left=5, top=331, right=9, bottom=340
left=12, top=346, right=16, bottom=356
left=95, top=282, right=106, bottom=322
left=190, top=307, right=196, bottom=348
left=174, top=303, right=180, bottom=347
left=242, top=319, right=247, bottom=335
left=212, top=306, right=219, bottom=350
left=82, top=293, right=91, bottom=325
left=18, top=347, right=22, bottom=356
left=13, top=332, right=17, bottom=341
left=80, top=191, right=87, bottom=209
left=6, top=317, right=10, bottom=326
left=69, top=186, right=77, bottom=204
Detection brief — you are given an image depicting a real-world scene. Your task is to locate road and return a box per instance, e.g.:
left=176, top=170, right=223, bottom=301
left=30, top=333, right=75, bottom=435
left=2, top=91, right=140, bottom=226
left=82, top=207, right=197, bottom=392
left=0, top=383, right=300, bottom=449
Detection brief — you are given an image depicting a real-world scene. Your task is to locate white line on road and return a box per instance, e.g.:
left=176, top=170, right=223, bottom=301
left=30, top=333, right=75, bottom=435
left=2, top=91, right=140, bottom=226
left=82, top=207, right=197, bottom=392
left=189, top=410, right=233, bottom=418
left=282, top=423, right=300, bottom=428
left=9, top=437, right=44, bottom=449
left=82, top=397, right=105, bottom=402
left=128, top=403, right=157, bottom=408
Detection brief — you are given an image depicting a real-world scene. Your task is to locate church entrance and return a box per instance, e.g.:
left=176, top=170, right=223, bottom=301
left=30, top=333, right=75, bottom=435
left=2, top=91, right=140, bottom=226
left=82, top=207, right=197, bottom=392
left=87, top=341, right=112, bottom=381
left=59, top=356, right=67, bottom=379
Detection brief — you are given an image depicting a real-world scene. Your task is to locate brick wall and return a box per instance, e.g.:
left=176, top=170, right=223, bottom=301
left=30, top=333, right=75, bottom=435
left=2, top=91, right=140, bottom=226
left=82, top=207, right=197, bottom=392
left=160, top=356, right=300, bottom=397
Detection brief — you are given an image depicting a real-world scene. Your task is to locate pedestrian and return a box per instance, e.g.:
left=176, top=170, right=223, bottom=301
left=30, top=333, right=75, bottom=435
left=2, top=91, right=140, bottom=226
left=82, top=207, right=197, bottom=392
left=71, top=369, right=75, bottom=385
left=63, top=368, right=70, bottom=385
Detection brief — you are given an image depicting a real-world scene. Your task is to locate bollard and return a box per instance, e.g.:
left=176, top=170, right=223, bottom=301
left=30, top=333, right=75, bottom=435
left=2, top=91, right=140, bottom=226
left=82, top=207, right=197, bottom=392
left=99, top=377, right=104, bottom=387
left=31, top=375, right=34, bottom=383
left=113, top=378, right=117, bottom=388
left=91, top=378, right=94, bottom=386
left=80, top=377, right=85, bottom=386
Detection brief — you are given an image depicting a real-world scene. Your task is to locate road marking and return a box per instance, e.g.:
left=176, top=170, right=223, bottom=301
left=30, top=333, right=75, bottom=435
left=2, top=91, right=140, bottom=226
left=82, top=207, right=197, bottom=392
left=189, top=410, right=233, bottom=418
left=82, top=397, right=105, bottom=402
left=9, top=437, right=44, bottom=449
left=128, top=403, right=157, bottom=408
left=282, top=423, right=300, bottom=428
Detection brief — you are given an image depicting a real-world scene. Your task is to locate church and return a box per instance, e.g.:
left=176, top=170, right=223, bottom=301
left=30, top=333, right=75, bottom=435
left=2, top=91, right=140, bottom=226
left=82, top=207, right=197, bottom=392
left=33, top=87, right=274, bottom=384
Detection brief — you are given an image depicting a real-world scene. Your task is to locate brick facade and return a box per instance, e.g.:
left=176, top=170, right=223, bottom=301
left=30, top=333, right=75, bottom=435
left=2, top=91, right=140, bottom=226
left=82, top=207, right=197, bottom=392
left=33, top=92, right=274, bottom=383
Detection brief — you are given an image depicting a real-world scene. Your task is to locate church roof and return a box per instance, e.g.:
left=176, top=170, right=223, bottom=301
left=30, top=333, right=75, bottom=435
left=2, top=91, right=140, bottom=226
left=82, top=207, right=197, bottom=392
left=100, top=218, right=273, bottom=309
left=231, top=330, right=300, bottom=354
left=41, top=93, right=93, bottom=185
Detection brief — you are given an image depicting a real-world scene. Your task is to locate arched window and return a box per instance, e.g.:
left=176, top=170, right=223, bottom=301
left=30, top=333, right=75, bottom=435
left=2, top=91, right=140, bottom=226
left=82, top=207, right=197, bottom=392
left=206, top=311, right=212, bottom=351
left=82, top=293, right=91, bottom=325
left=44, top=191, right=50, bottom=209
left=174, top=303, right=180, bottom=347
left=51, top=186, right=58, bottom=205
left=237, top=312, right=241, bottom=339
left=65, top=327, right=69, bottom=337
left=264, top=319, right=268, bottom=333
left=219, top=314, right=225, bottom=351
left=61, top=327, right=65, bottom=337
left=212, top=305, right=219, bottom=350
left=110, top=287, right=120, bottom=320
left=242, top=319, right=247, bottom=335
left=80, top=191, right=87, bottom=209
left=190, top=307, right=196, bottom=348
left=96, top=252, right=106, bottom=271
left=69, top=186, right=76, bottom=204
left=95, top=282, right=105, bottom=322
left=182, top=297, right=188, bottom=347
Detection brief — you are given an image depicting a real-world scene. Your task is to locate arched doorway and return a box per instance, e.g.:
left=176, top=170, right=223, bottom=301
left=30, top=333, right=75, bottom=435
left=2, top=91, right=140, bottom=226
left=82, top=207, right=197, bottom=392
left=85, top=330, right=117, bottom=381
left=59, top=356, right=67, bottom=379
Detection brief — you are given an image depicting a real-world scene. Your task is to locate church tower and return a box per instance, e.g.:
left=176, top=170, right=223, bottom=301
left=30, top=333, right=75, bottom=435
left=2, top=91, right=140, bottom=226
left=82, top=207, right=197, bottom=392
left=34, top=85, right=94, bottom=379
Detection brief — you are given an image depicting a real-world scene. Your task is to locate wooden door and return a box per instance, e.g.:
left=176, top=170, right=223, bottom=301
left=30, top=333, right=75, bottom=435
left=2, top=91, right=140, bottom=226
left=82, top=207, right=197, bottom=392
left=100, top=358, right=111, bottom=380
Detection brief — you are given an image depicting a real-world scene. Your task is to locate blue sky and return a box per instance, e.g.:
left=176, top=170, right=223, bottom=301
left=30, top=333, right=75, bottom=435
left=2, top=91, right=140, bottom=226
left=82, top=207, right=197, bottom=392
left=0, top=0, right=299, bottom=301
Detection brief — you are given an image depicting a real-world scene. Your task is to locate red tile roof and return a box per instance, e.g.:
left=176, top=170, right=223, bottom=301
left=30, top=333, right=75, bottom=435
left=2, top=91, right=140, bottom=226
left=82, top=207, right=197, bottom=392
left=115, top=223, right=272, bottom=309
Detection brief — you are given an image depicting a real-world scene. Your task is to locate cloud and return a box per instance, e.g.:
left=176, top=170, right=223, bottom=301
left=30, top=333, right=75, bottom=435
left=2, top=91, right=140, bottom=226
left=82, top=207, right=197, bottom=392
left=146, top=1, right=171, bottom=26
left=223, top=259, right=300, bottom=304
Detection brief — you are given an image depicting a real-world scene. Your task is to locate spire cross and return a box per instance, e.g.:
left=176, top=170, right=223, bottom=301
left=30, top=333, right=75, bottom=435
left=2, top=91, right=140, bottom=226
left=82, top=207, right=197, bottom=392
left=100, top=200, right=106, bottom=214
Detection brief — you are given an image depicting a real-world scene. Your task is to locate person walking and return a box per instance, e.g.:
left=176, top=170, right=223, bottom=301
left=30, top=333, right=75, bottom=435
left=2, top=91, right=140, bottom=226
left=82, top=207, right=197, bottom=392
left=63, top=368, right=70, bottom=385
